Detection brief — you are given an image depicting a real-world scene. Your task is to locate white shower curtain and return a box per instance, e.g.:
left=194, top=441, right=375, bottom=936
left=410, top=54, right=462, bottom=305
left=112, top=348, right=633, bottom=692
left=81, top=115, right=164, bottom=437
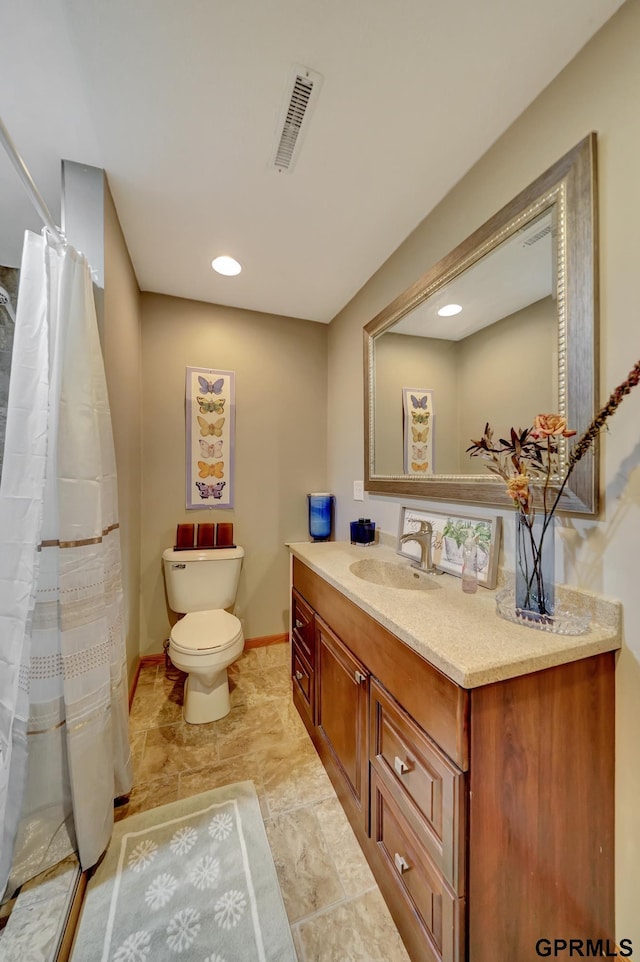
left=0, top=230, right=132, bottom=898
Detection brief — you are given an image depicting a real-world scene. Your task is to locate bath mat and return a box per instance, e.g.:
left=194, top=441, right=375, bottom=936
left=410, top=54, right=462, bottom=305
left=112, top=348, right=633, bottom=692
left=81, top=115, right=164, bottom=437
left=70, top=781, right=296, bottom=962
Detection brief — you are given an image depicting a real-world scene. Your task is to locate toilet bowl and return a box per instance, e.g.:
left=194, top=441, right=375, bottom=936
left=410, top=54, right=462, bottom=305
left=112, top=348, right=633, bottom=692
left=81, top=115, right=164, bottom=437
left=169, top=610, right=244, bottom=723
left=162, top=546, right=245, bottom=724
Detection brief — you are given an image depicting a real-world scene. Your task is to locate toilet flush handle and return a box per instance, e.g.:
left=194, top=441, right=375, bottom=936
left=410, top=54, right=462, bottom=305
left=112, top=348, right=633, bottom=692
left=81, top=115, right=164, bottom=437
left=172, top=563, right=186, bottom=569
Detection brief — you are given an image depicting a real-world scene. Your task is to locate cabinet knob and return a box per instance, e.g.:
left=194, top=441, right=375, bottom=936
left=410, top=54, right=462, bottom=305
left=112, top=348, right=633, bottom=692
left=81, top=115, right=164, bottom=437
left=294, top=670, right=304, bottom=681
left=394, top=853, right=410, bottom=874
left=295, top=619, right=304, bottom=629
left=354, top=670, right=367, bottom=685
left=394, top=756, right=410, bottom=776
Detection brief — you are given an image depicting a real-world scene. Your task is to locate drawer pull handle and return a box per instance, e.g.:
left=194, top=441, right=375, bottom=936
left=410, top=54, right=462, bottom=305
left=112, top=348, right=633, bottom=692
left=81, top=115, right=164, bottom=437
left=354, top=670, right=367, bottom=685
left=394, top=853, right=410, bottom=874
left=295, top=619, right=304, bottom=629
left=394, top=756, right=409, bottom=776
left=294, top=670, right=304, bottom=681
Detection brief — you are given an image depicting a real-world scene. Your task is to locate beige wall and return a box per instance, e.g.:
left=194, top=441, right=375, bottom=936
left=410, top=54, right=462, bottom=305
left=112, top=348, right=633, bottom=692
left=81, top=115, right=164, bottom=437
left=327, top=0, right=640, bottom=943
left=139, top=294, right=327, bottom=656
left=458, top=296, right=557, bottom=474
left=103, top=183, right=142, bottom=685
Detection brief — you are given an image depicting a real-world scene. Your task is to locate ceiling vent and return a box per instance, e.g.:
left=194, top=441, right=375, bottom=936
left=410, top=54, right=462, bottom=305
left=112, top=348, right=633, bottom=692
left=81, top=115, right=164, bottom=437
left=272, top=65, right=323, bottom=173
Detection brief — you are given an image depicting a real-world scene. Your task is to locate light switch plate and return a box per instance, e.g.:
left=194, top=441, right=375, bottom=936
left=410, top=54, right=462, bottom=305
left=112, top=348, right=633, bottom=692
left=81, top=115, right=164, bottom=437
left=353, top=480, right=364, bottom=501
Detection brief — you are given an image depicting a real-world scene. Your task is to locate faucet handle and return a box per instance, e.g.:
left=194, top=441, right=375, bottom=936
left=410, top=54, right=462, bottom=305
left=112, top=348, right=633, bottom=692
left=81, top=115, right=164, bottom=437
left=413, top=520, right=432, bottom=535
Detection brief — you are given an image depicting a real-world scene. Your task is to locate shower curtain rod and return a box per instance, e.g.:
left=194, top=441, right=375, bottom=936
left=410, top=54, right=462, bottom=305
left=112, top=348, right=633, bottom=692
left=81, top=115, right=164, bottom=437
left=0, top=114, right=64, bottom=246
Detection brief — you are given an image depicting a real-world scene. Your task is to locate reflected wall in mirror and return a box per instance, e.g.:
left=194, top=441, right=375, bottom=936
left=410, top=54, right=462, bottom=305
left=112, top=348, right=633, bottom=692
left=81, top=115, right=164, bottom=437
left=365, top=134, right=598, bottom=514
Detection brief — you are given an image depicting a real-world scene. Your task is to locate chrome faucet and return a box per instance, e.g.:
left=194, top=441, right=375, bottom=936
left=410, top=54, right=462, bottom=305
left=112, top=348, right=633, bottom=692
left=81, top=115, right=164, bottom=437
left=399, top=521, right=437, bottom=574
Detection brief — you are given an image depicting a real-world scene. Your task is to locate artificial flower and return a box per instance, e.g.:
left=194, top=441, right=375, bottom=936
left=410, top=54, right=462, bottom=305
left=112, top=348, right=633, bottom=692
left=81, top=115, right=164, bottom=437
left=467, top=360, right=640, bottom=615
left=531, top=414, right=576, bottom=440
left=506, top=472, right=532, bottom=512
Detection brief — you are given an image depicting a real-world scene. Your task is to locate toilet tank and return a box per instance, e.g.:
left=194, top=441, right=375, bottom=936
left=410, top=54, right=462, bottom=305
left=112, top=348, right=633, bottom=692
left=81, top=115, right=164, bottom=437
left=162, top=546, right=244, bottom=613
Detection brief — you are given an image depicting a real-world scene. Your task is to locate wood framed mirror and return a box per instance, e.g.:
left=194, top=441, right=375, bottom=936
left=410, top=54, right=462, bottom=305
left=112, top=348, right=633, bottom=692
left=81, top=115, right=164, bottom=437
left=364, top=133, right=598, bottom=515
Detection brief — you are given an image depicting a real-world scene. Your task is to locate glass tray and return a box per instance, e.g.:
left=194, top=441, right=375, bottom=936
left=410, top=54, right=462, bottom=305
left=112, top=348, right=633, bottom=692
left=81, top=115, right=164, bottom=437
left=495, top=587, right=591, bottom=636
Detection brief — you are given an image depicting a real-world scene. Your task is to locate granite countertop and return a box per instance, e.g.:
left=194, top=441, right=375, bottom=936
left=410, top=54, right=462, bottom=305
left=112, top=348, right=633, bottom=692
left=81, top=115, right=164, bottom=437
left=288, top=539, right=621, bottom=689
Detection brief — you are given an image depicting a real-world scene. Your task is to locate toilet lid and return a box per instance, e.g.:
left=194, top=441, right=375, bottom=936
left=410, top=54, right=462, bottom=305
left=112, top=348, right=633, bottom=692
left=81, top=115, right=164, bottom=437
left=170, top=610, right=243, bottom=653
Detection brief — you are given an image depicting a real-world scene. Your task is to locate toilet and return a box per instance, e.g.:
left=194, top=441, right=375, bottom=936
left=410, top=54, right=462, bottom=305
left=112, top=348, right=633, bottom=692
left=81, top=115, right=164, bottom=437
left=162, top=545, right=245, bottom=724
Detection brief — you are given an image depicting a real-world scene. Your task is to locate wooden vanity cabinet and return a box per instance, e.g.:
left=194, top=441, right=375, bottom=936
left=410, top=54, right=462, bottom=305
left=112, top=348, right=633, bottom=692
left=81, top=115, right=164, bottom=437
left=292, top=558, right=467, bottom=962
left=290, top=558, right=615, bottom=962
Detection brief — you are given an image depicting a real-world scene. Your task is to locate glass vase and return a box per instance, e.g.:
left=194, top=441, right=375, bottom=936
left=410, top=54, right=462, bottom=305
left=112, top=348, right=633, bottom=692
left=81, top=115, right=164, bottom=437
left=515, top=512, right=555, bottom=621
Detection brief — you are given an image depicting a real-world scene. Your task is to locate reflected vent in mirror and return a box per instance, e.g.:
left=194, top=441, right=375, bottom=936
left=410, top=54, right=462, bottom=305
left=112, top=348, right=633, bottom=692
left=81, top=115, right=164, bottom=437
left=272, top=65, right=322, bottom=173
left=522, top=222, right=554, bottom=246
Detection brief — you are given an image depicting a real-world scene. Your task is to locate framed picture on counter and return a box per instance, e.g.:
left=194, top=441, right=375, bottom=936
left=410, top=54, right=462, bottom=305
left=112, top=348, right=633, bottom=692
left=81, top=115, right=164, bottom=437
left=397, top=506, right=502, bottom=588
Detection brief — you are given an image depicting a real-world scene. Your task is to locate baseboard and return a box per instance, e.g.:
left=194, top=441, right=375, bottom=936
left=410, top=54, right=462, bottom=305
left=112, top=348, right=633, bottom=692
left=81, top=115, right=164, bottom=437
left=129, top=654, right=165, bottom=706
left=138, top=653, right=166, bottom=666
left=244, top=632, right=289, bottom=650
left=128, top=661, right=141, bottom=709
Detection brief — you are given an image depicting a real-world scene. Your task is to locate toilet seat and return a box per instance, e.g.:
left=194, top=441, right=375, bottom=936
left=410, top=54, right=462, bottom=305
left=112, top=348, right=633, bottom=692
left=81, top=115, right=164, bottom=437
left=170, top=609, right=242, bottom=655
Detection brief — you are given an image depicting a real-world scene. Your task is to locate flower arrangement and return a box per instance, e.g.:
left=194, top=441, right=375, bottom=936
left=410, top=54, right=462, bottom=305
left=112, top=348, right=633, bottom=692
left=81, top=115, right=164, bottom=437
left=467, top=361, right=640, bottom=617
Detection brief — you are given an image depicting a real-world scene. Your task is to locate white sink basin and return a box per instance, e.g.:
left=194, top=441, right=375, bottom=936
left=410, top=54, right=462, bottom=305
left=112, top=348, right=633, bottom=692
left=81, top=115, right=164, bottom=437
left=349, top=559, right=442, bottom=591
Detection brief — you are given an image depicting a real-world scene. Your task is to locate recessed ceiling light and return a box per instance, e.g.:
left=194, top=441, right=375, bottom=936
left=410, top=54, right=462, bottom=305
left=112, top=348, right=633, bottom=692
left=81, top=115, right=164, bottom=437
left=211, top=255, right=242, bottom=276
left=437, top=303, right=462, bottom=317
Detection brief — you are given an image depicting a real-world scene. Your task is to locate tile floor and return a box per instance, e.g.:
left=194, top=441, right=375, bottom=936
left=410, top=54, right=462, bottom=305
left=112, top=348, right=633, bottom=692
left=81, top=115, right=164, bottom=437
left=125, top=642, right=410, bottom=962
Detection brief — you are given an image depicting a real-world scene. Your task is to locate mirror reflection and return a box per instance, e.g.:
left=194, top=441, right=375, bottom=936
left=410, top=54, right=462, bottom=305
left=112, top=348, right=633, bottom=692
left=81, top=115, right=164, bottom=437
left=373, top=209, right=558, bottom=476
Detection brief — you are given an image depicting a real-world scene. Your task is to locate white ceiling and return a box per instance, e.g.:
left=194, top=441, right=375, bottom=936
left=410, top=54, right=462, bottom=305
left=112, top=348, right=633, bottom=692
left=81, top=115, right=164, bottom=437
left=0, top=0, right=625, bottom=323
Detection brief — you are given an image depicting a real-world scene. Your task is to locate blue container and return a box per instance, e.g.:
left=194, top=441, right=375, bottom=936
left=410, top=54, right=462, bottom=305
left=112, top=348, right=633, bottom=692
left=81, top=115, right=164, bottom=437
left=350, top=519, right=376, bottom=545
left=308, top=492, right=334, bottom=541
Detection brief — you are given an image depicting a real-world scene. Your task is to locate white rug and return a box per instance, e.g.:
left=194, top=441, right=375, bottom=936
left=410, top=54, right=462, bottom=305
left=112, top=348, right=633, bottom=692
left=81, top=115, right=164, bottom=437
left=70, top=781, right=297, bottom=962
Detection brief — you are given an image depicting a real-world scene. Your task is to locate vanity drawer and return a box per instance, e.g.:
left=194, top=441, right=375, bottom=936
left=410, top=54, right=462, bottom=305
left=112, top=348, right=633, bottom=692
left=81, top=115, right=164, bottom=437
left=370, top=679, right=465, bottom=894
left=291, top=588, right=315, bottom=666
left=371, top=769, right=464, bottom=962
left=291, top=642, right=315, bottom=723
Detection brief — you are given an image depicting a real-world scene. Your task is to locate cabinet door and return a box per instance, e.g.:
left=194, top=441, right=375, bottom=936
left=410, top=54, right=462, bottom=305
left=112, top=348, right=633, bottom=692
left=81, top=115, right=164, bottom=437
left=316, top=616, right=369, bottom=823
left=291, top=641, right=315, bottom=725
left=291, top=588, right=315, bottom=666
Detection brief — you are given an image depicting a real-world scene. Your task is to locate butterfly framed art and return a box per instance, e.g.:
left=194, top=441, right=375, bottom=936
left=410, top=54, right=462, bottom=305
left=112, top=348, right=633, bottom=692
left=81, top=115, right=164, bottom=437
left=402, top=388, right=434, bottom=475
left=185, top=367, right=235, bottom=509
